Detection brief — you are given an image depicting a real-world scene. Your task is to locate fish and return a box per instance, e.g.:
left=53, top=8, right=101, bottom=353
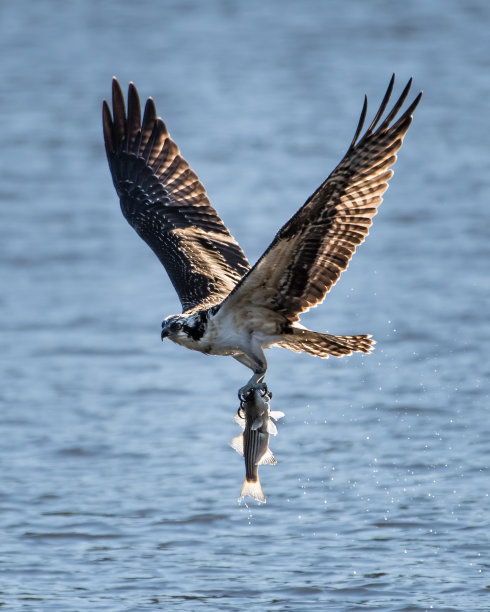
left=229, top=387, right=284, bottom=502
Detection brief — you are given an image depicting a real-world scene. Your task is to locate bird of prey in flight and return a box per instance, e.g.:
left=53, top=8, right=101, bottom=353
left=103, top=76, right=421, bottom=399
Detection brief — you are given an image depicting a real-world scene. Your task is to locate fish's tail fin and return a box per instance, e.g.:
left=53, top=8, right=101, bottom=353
left=240, top=478, right=266, bottom=503
left=277, top=328, right=375, bottom=358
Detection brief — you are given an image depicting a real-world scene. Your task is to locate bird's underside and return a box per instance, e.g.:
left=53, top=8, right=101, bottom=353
left=103, top=75, right=421, bottom=397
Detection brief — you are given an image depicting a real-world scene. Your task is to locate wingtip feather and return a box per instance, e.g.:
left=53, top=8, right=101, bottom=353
left=126, top=81, right=142, bottom=153
left=111, top=77, right=126, bottom=151
left=349, top=94, right=368, bottom=149
left=102, top=99, right=114, bottom=155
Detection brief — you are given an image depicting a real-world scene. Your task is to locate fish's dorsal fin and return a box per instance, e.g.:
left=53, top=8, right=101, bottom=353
left=268, top=411, right=285, bottom=435
left=259, top=448, right=277, bottom=465
left=267, top=420, right=278, bottom=435
left=229, top=434, right=244, bottom=455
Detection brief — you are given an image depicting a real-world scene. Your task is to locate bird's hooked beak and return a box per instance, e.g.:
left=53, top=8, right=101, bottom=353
left=161, top=322, right=169, bottom=341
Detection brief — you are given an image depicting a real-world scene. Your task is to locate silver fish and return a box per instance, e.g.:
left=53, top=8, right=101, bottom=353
left=229, top=387, right=284, bottom=502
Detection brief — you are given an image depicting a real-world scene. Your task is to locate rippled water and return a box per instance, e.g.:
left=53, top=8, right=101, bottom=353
left=1, top=1, right=489, bottom=610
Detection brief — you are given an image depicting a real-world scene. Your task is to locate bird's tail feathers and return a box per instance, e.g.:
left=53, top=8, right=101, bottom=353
left=277, top=328, right=374, bottom=358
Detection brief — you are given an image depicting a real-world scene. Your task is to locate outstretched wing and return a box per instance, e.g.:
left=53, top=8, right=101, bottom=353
left=219, top=76, right=422, bottom=323
left=103, top=78, right=250, bottom=312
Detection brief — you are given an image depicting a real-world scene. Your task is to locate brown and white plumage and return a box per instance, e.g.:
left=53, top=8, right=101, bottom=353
left=103, top=79, right=250, bottom=313
left=103, top=76, right=421, bottom=397
left=220, top=76, right=421, bottom=321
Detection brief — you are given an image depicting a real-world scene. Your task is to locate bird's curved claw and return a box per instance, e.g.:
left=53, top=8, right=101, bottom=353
left=238, top=381, right=269, bottom=403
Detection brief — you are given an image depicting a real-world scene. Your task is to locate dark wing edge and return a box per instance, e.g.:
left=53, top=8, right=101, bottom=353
left=103, top=78, right=250, bottom=312
left=218, top=75, right=422, bottom=322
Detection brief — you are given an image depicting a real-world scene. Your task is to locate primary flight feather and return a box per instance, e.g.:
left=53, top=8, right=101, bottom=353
left=103, top=76, right=421, bottom=398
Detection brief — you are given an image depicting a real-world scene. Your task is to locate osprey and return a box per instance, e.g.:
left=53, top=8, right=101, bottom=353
left=103, top=76, right=421, bottom=399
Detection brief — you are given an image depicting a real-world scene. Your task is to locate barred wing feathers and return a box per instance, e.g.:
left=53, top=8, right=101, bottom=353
left=103, top=78, right=250, bottom=312
left=220, top=76, right=422, bottom=322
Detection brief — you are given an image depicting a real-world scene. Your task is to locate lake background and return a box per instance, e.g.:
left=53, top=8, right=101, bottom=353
left=1, top=1, right=489, bottom=610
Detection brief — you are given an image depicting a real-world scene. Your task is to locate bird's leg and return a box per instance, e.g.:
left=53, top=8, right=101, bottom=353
left=238, top=372, right=268, bottom=401
left=238, top=366, right=270, bottom=401
left=234, top=345, right=268, bottom=401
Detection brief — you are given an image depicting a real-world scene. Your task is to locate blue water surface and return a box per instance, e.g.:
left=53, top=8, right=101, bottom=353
left=1, top=1, right=489, bottom=610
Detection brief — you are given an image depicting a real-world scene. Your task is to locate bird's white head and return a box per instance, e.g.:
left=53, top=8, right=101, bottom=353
left=160, top=314, right=188, bottom=342
left=161, top=311, right=208, bottom=346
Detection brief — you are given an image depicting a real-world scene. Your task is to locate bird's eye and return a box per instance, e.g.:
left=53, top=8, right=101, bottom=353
left=170, top=322, right=182, bottom=332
